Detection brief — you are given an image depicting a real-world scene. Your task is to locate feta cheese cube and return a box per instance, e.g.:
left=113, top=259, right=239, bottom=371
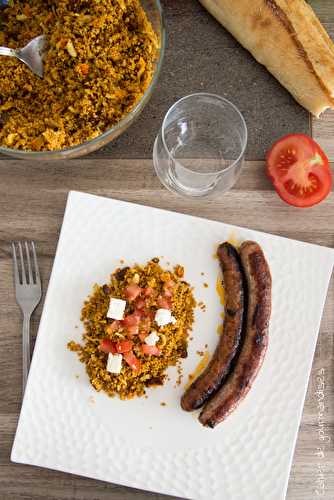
left=155, top=308, right=176, bottom=327
left=145, top=330, right=160, bottom=346
left=107, top=298, right=126, bottom=320
left=106, top=353, right=123, bottom=374
left=155, top=308, right=171, bottom=326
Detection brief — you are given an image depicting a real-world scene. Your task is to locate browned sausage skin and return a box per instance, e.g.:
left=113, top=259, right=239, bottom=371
left=199, top=241, right=272, bottom=428
left=181, top=242, right=245, bottom=412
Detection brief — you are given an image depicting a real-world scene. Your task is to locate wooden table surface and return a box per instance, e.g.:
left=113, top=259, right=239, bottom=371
left=1, top=3, right=334, bottom=499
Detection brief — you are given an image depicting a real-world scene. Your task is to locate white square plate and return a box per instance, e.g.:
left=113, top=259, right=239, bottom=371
left=12, top=191, right=334, bottom=500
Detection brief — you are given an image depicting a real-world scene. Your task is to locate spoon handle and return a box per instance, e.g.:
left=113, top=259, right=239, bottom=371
left=0, top=46, right=17, bottom=57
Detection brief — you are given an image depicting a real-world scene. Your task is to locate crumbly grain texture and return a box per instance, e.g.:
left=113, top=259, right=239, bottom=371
left=68, top=259, right=196, bottom=399
left=0, top=0, right=158, bottom=151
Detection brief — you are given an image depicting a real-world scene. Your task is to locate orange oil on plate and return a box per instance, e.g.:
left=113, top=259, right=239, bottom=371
left=227, top=231, right=242, bottom=248
left=184, top=351, right=210, bottom=390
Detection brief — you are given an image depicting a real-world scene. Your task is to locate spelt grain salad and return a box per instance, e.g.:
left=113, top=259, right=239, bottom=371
left=68, top=258, right=196, bottom=399
left=0, top=0, right=159, bottom=151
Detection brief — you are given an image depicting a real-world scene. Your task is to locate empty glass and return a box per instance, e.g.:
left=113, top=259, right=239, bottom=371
left=153, top=93, right=248, bottom=197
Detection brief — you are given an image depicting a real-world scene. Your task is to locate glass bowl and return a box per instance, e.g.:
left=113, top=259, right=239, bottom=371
left=0, top=0, right=165, bottom=160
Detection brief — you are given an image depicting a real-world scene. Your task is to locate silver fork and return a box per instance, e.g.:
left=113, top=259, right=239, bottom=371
left=11, top=241, right=42, bottom=391
left=0, top=35, right=47, bottom=78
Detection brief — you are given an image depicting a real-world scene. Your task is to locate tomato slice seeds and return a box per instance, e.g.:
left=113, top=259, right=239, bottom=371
left=266, top=134, right=332, bottom=208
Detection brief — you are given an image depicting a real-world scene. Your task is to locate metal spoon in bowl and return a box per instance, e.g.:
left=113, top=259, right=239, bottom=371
left=0, top=34, right=47, bottom=78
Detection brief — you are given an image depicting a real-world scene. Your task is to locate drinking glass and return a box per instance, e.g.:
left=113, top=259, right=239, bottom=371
left=153, top=93, right=248, bottom=197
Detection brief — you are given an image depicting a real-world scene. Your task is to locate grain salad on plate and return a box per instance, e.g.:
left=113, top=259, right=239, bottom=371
left=68, top=258, right=196, bottom=399
left=0, top=0, right=159, bottom=151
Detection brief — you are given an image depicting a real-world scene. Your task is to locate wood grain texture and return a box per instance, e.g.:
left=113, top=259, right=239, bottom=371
left=313, top=109, right=334, bottom=161
left=0, top=155, right=333, bottom=500
left=309, top=0, right=334, bottom=22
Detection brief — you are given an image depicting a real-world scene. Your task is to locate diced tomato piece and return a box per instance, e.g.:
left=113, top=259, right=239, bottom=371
left=126, top=325, right=139, bottom=336
left=139, top=333, right=148, bottom=342
left=157, top=295, right=172, bottom=310
left=99, top=338, right=117, bottom=354
left=124, top=284, right=142, bottom=301
left=141, top=344, right=161, bottom=356
left=122, top=312, right=141, bottom=327
left=136, top=307, right=154, bottom=321
left=135, top=298, right=146, bottom=310
left=165, top=280, right=175, bottom=289
left=163, top=280, right=175, bottom=298
left=163, top=288, right=173, bottom=298
left=105, top=320, right=120, bottom=335
left=135, top=309, right=145, bottom=320
left=147, top=309, right=156, bottom=321
left=79, top=63, right=89, bottom=76
left=143, top=287, right=153, bottom=297
left=124, top=351, right=141, bottom=371
left=115, top=340, right=133, bottom=353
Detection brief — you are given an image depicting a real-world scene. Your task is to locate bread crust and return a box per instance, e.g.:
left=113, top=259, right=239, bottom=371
left=199, top=0, right=334, bottom=116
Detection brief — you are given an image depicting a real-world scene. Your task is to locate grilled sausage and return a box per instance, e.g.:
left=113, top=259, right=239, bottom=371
left=181, top=242, right=245, bottom=412
left=199, top=241, right=272, bottom=428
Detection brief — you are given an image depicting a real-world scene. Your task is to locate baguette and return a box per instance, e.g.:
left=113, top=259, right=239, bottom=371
left=199, top=0, right=334, bottom=117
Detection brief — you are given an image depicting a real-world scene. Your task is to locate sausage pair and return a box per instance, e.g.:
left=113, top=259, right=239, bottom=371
left=181, top=241, right=272, bottom=428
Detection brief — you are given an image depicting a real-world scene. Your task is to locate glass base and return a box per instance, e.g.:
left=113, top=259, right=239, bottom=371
left=153, top=137, right=220, bottom=198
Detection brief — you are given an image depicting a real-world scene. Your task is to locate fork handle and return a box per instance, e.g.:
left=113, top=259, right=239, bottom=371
left=22, top=313, right=31, bottom=392
left=0, top=46, right=17, bottom=58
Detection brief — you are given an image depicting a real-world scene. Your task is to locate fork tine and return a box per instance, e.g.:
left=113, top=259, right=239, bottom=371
left=25, top=241, right=33, bottom=284
left=18, top=242, right=27, bottom=284
left=31, top=241, right=40, bottom=284
left=11, top=242, right=20, bottom=284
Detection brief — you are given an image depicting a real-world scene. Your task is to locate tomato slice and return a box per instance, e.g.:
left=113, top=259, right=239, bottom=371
left=123, top=351, right=141, bottom=371
left=266, top=134, right=332, bottom=208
